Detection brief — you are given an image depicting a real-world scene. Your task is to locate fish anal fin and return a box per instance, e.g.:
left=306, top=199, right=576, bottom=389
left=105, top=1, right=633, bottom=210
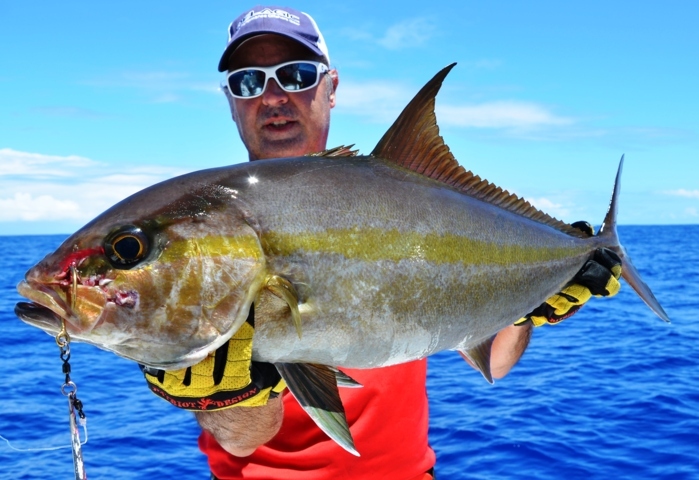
left=264, top=275, right=302, bottom=338
left=459, top=336, right=495, bottom=384
left=275, top=363, right=359, bottom=456
left=329, top=367, right=363, bottom=388
left=371, top=63, right=587, bottom=238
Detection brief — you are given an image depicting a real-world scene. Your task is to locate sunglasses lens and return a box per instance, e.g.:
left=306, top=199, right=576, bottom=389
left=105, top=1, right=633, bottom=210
left=275, top=62, right=319, bottom=91
left=228, top=69, right=266, bottom=98
left=227, top=62, right=324, bottom=98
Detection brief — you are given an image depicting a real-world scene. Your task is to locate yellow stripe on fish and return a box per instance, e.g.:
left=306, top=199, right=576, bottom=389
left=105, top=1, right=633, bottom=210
left=160, top=234, right=264, bottom=262
left=262, top=228, right=585, bottom=266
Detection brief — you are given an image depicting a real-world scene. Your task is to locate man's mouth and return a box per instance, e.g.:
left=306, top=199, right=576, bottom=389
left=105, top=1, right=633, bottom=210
left=263, top=119, right=297, bottom=132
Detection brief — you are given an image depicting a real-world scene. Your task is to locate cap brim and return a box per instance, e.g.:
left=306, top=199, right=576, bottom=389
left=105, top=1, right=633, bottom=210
left=217, top=31, right=326, bottom=72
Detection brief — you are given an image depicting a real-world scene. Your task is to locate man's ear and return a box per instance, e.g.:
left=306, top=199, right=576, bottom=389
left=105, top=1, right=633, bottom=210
left=222, top=84, right=237, bottom=122
left=328, top=69, right=339, bottom=108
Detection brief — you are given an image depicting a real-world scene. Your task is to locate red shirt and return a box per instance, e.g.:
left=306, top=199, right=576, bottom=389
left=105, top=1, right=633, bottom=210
left=200, top=360, right=435, bottom=479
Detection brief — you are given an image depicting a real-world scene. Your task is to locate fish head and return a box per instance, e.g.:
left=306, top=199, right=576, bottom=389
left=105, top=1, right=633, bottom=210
left=16, top=179, right=267, bottom=369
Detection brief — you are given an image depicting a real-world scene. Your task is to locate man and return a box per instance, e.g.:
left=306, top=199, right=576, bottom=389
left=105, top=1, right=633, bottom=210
left=144, top=6, right=621, bottom=479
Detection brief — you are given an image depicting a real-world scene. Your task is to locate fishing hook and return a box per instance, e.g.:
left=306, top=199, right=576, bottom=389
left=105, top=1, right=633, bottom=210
left=56, top=319, right=70, bottom=348
left=70, top=262, right=78, bottom=312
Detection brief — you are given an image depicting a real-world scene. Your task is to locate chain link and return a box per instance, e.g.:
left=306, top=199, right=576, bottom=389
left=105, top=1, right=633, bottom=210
left=57, top=322, right=86, bottom=418
left=55, top=319, right=88, bottom=479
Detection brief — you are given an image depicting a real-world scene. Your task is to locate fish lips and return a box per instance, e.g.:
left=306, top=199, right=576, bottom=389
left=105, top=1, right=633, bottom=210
left=16, top=279, right=112, bottom=335
left=15, top=279, right=70, bottom=330
left=14, top=301, right=64, bottom=334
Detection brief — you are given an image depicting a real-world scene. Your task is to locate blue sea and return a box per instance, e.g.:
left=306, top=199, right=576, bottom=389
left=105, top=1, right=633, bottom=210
left=1, top=226, right=697, bottom=479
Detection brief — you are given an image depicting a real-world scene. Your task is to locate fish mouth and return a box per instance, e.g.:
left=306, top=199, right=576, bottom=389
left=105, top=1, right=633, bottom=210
left=16, top=280, right=70, bottom=324
left=16, top=278, right=115, bottom=335
left=14, top=301, right=65, bottom=334
left=16, top=270, right=137, bottom=333
left=15, top=280, right=72, bottom=334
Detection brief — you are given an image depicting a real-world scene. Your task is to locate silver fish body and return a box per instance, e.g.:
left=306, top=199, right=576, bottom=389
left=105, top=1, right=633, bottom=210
left=237, top=154, right=596, bottom=368
left=15, top=155, right=596, bottom=369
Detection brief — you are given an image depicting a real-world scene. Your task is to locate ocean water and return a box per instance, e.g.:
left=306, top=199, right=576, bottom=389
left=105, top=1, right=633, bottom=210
left=1, top=226, right=697, bottom=479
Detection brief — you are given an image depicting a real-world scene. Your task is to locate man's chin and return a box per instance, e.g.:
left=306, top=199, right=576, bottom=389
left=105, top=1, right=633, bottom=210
left=256, top=136, right=310, bottom=160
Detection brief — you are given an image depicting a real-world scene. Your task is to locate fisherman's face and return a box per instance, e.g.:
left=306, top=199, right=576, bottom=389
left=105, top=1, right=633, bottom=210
left=225, top=34, right=338, bottom=161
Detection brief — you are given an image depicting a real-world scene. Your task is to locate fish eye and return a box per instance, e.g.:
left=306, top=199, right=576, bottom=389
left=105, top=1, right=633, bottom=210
left=104, top=226, right=149, bottom=268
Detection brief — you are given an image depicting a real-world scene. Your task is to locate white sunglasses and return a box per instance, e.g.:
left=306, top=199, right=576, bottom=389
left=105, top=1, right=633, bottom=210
left=225, top=61, right=329, bottom=99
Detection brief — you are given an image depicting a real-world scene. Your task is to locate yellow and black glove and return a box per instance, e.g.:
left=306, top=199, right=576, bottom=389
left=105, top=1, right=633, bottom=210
left=515, top=222, right=622, bottom=327
left=141, top=305, right=285, bottom=411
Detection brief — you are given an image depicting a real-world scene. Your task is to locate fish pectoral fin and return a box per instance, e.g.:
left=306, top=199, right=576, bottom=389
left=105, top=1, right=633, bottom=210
left=275, top=362, right=359, bottom=456
left=264, top=275, right=302, bottom=338
left=459, top=336, right=495, bottom=384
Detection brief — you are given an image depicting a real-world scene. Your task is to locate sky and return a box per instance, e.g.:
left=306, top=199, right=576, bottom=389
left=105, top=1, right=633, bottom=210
left=1, top=1, right=697, bottom=235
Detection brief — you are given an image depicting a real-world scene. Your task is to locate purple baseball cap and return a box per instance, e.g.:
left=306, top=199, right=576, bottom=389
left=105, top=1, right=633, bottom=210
left=218, top=6, right=330, bottom=72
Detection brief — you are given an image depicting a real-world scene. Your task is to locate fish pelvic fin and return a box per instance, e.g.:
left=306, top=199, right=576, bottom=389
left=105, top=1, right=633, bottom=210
left=458, top=336, right=495, bottom=384
left=264, top=275, right=303, bottom=338
left=370, top=63, right=587, bottom=239
left=598, top=155, right=671, bottom=323
left=275, top=363, right=359, bottom=456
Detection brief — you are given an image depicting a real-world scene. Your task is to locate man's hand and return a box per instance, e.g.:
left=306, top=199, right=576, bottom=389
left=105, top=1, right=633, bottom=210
left=515, top=247, right=622, bottom=327
left=141, top=306, right=285, bottom=411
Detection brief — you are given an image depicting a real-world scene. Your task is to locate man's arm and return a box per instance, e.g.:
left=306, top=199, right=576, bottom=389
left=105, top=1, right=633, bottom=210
left=142, top=308, right=287, bottom=457
left=195, top=396, right=284, bottom=457
left=490, top=323, right=533, bottom=379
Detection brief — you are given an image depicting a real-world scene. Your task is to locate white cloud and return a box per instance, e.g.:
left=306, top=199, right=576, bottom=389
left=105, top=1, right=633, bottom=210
left=686, top=207, right=699, bottom=217
left=86, top=71, right=219, bottom=94
left=665, top=189, right=699, bottom=199
left=340, top=17, right=437, bottom=50
left=335, top=81, right=413, bottom=122
left=87, top=71, right=188, bottom=89
left=437, top=101, right=574, bottom=129
left=0, top=193, right=82, bottom=221
left=151, top=93, right=182, bottom=104
left=377, top=17, right=437, bottom=50
left=336, top=81, right=575, bottom=133
left=525, top=197, right=571, bottom=221
left=80, top=70, right=220, bottom=106
left=0, top=148, right=99, bottom=176
left=0, top=149, right=185, bottom=224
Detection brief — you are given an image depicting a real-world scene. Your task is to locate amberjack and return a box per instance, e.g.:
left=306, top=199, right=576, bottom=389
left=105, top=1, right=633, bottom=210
left=15, top=64, right=669, bottom=455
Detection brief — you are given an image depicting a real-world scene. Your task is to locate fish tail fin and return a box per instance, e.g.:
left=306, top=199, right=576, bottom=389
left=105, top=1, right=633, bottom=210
left=597, top=155, right=670, bottom=323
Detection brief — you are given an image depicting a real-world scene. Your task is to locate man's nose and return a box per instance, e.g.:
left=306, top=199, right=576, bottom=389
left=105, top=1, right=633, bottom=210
left=261, top=78, right=289, bottom=106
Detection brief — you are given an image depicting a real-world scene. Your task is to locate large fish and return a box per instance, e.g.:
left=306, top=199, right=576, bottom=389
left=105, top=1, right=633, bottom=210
left=15, top=64, right=669, bottom=455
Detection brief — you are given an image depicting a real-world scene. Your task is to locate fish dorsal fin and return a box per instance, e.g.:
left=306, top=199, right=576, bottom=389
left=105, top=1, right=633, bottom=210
left=371, top=63, right=587, bottom=238
left=309, top=145, right=359, bottom=158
